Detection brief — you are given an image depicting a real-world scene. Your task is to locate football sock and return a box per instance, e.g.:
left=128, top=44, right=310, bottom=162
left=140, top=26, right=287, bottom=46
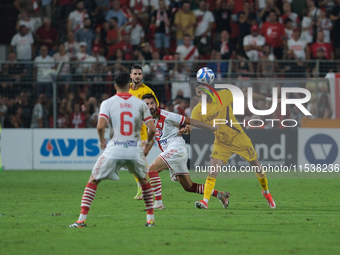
left=258, top=177, right=269, bottom=191
left=141, top=183, right=154, bottom=218
left=189, top=183, right=219, bottom=197
left=149, top=171, right=162, bottom=205
left=78, top=182, right=97, bottom=222
left=203, top=177, right=216, bottom=203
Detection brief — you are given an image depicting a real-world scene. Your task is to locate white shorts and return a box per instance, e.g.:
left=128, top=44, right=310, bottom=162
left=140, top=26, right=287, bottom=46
left=159, top=146, right=189, bottom=181
left=92, top=153, right=148, bottom=181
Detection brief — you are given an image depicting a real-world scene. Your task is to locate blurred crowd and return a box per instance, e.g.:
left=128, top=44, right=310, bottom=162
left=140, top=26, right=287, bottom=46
left=0, top=0, right=338, bottom=128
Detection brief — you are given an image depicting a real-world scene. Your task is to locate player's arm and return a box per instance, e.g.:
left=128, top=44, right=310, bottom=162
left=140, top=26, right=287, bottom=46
left=144, top=118, right=156, bottom=156
left=183, top=117, right=218, bottom=133
left=97, top=117, right=107, bottom=150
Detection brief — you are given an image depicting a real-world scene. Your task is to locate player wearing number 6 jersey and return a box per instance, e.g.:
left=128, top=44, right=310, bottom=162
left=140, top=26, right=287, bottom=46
left=69, top=73, right=157, bottom=228
left=142, top=94, right=231, bottom=209
left=129, top=64, right=159, bottom=200
left=186, top=83, right=276, bottom=209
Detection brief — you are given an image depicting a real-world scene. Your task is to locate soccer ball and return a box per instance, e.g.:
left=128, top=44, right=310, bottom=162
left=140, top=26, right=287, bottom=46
left=196, top=67, right=215, bottom=85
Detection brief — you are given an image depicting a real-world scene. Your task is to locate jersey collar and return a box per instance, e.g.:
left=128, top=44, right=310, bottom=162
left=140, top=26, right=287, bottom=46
left=116, top=92, right=132, bottom=100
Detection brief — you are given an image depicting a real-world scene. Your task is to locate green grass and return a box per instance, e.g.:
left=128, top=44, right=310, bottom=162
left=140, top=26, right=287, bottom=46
left=0, top=171, right=339, bottom=255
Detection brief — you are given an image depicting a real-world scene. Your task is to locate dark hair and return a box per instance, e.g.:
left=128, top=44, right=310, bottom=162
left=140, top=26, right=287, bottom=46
left=130, top=64, right=143, bottom=73
left=269, top=10, right=277, bottom=15
left=183, top=34, right=191, bottom=38
left=284, top=17, right=292, bottom=24
left=110, top=17, right=118, bottom=23
left=142, top=93, right=157, bottom=102
left=114, top=73, right=131, bottom=89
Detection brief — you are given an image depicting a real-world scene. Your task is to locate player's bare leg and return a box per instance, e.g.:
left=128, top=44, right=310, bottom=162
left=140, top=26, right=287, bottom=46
left=249, top=158, right=276, bottom=208
left=138, top=177, right=155, bottom=226
left=177, top=175, right=230, bottom=208
left=195, top=157, right=223, bottom=209
left=69, top=175, right=101, bottom=228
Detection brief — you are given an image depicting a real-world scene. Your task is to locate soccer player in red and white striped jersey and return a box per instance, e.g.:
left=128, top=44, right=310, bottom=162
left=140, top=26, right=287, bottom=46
left=69, top=73, right=157, bottom=228
left=142, top=94, right=230, bottom=209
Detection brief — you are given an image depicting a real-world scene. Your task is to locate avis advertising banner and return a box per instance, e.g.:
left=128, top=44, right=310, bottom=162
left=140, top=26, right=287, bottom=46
left=298, top=128, right=340, bottom=166
left=189, top=129, right=298, bottom=168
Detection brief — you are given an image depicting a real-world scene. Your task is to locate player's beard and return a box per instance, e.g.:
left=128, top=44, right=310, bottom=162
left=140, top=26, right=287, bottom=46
left=133, top=78, right=141, bottom=86
left=150, top=106, right=157, bottom=116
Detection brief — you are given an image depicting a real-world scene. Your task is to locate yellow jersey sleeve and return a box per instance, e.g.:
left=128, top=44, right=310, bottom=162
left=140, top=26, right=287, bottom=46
left=191, top=103, right=203, bottom=122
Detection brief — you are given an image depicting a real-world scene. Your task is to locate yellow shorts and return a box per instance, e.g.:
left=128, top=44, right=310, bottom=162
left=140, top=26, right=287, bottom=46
left=211, top=132, right=257, bottom=163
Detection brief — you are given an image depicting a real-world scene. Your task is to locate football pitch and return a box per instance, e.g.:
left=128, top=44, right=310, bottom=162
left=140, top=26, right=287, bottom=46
left=1, top=170, right=339, bottom=255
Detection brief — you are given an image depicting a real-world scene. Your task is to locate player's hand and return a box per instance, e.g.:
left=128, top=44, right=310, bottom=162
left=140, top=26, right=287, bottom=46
left=178, top=125, right=191, bottom=135
left=100, top=139, right=107, bottom=150
left=211, top=125, right=220, bottom=133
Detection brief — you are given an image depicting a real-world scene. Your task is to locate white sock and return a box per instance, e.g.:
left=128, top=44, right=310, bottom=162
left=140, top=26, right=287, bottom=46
left=78, top=214, right=87, bottom=222
left=203, top=198, right=209, bottom=203
left=154, top=200, right=163, bottom=205
left=137, top=182, right=141, bottom=188
left=147, top=214, right=155, bottom=222
left=263, top=189, right=270, bottom=194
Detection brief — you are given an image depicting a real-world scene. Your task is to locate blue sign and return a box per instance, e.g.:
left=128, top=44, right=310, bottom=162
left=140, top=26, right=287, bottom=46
left=304, top=134, right=338, bottom=164
left=40, top=139, right=99, bottom=157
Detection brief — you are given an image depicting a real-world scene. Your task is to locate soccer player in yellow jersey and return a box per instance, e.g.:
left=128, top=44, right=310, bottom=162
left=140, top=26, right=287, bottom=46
left=129, top=64, right=159, bottom=200
left=186, top=83, right=276, bottom=209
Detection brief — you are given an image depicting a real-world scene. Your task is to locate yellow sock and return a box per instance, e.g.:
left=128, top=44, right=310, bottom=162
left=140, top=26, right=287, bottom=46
left=203, top=177, right=216, bottom=203
left=133, top=174, right=141, bottom=188
left=257, top=177, right=268, bottom=191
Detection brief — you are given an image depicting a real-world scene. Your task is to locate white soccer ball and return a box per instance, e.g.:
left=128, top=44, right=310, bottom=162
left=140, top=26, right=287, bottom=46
left=196, top=67, right=215, bottom=85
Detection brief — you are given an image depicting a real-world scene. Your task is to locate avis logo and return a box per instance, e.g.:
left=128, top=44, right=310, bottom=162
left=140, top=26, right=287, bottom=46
left=305, top=134, right=338, bottom=164
left=40, top=139, right=99, bottom=157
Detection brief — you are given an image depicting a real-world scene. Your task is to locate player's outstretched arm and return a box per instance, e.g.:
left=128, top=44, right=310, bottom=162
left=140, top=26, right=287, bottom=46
left=184, top=117, right=219, bottom=133
left=97, top=117, right=108, bottom=150
left=144, top=120, right=156, bottom=156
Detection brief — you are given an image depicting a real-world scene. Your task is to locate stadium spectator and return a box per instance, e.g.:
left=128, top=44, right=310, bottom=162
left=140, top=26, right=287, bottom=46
left=257, top=44, right=277, bottom=78
left=174, top=97, right=190, bottom=116
left=174, top=1, right=196, bottom=45
left=49, top=98, right=70, bottom=128
left=279, top=2, right=300, bottom=28
left=141, top=42, right=153, bottom=62
left=10, top=105, right=26, bottom=128
left=232, top=0, right=253, bottom=14
left=75, top=18, right=98, bottom=54
left=125, top=16, right=145, bottom=48
left=116, top=30, right=134, bottom=60
left=234, top=52, right=254, bottom=79
left=280, top=49, right=305, bottom=79
left=13, top=0, right=42, bottom=28
left=92, top=0, right=110, bottom=23
left=212, top=30, right=235, bottom=60
left=237, top=1, right=257, bottom=49
left=193, top=1, right=215, bottom=55
left=151, top=0, right=171, bottom=55
left=176, top=34, right=199, bottom=71
left=331, top=0, right=340, bottom=58
left=149, top=51, right=168, bottom=102
left=54, top=44, right=71, bottom=97
left=260, top=10, right=286, bottom=59
left=35, top=17, right=59, bottom=56
left=10, top=25, right=35, bottom=61
left=34, top=45, right=55, bottom=98
left=64, top=31, right=80, bottom=60
left=259, top=0, right=280, bottom=23
left=16, top=91, right=32, bottom=128
left=306, top=0, right=320, bottom=42
left=107, top=48, right=130, bottom=74
left=0, top=96, right=8, bottom=127
left=86, top=96, right=99, bottom=127
left=41, top=0, right=53, bottom=20
left=6, top=53, right=28, bottom=84
left=213, top=0, right=233, bottom=41
left=243, top=25, right=265, bottom=61
left=106, top=0, right=128, bottom=27
left=129, top=0, right=149, bottom=27
left=107, top=17, right=121, bottom=57
left=150, top=0, right=170, bottom=11
left=30, top=93, right=49, bottom=128
left=284, top=18, right=294, bottom=40
left=67, top=1, right=89, bottom=33
left=288, top=28, right=310, bottom=60
left=317, top=8, right=333, bottom=43
left=208, top=51, right=228, bottom=80
left=169, top=53, right=191, bottom=99
left=53, top=0, right=75, bottom=37
left=70, top=102, right=87, bottom=128
left=16, top=10, right=38, bottom=34
left=307, top=48, right=336, bottom=77
left=309, top=31, right=334, bottom=59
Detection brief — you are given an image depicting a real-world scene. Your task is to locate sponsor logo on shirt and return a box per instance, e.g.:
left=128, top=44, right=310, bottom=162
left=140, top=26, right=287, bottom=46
left=114, top=140, right=137, bottom=148
left=158, top=139, right=168, bottom=145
